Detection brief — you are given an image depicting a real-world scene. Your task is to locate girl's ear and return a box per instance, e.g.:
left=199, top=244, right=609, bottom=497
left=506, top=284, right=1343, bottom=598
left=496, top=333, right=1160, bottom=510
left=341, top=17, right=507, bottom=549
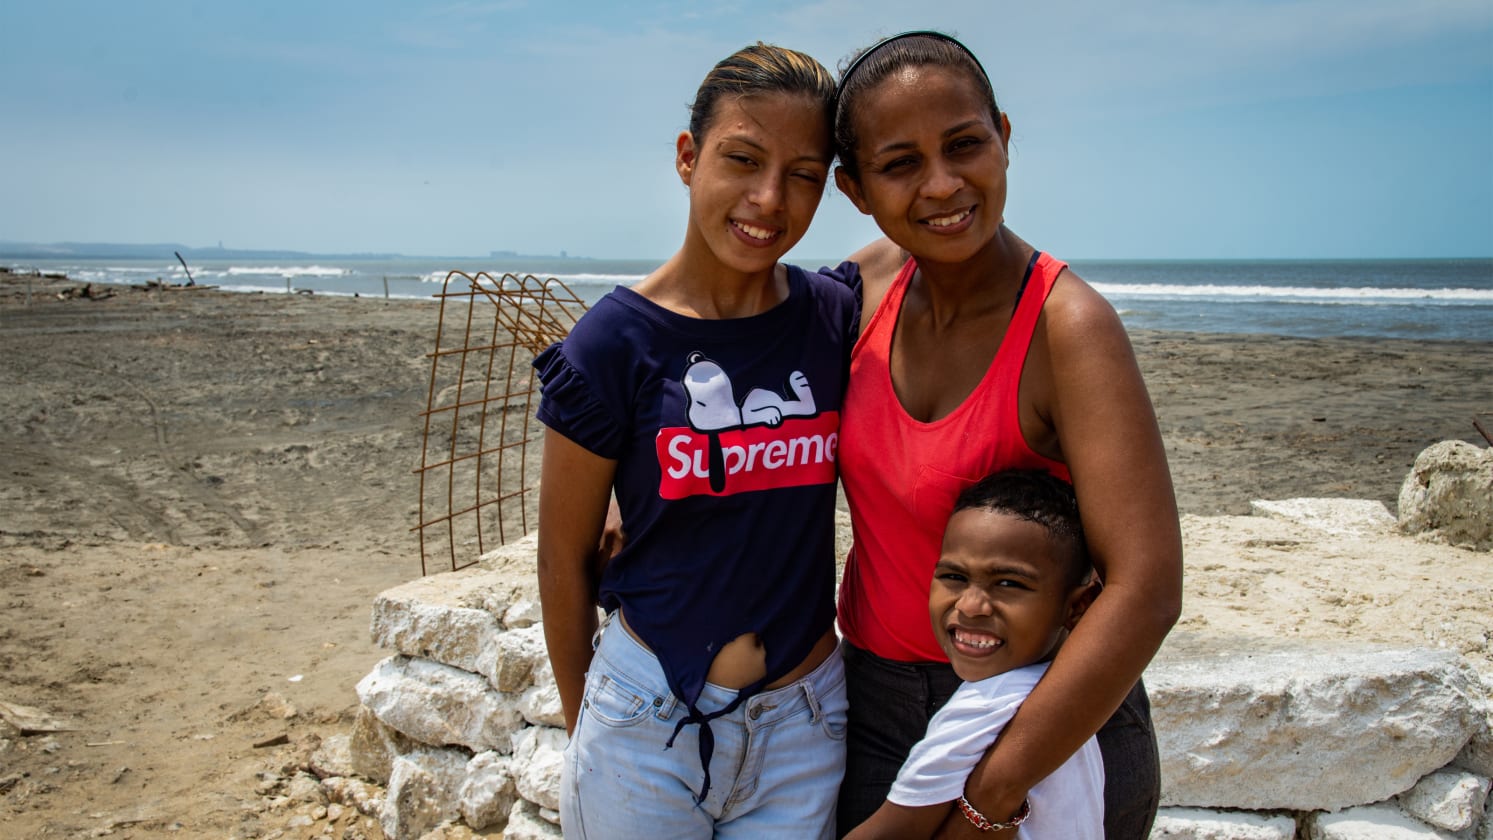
left=835, top=166, right=871, bottom=215
left=999, top=112, right=1013, bottom=167
left=1063, top=576, right=1100, bottom=631
left=676, top=131, right=698, bottom=186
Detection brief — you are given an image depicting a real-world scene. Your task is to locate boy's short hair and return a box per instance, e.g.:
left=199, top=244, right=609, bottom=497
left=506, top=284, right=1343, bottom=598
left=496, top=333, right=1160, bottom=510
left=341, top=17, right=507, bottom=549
left=951, top=469, right=1092, bottom=588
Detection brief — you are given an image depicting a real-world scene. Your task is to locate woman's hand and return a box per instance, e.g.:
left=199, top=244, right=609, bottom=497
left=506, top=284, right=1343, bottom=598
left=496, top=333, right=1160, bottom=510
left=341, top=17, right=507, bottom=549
left=594, top=496, right=625, bottom=580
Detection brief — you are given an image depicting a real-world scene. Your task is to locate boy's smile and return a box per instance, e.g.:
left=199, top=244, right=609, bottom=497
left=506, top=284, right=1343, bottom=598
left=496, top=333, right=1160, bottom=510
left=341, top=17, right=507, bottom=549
left=930, top=507, right=1092, bottom=683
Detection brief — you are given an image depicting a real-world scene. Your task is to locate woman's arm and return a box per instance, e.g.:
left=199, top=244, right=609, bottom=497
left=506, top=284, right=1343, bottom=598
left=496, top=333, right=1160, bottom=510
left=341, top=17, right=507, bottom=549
left=536, top=428, right=619, bottom=735
left=938, top=279, right=1183, bottom=837
left=846, top=237, right=906, bottom=335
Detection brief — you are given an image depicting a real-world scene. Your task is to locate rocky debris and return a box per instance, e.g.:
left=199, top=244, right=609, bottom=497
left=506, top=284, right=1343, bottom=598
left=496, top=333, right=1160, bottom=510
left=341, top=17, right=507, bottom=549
left=351, top=704, right=416, bottom=785
left=258, top=690, right=299, bottom=720
left=503, top=798, right=564, bottom=840
left=311, top=732, right=357, bottom=780
left=381, top=747, right=470, bottom=839
left=1151, top=808, right=1297, bottom=839
left=0, top=699, right=79, bottom=734
left=1150, top=642, right=1482, bottom=811
left=1396, top=769, right=1491, bottom=833
left=519, top=658, right=564, bottom=728
left=1306, top=802, right=1452, bottom=839
left=54, top=283, right=117, bottom=301
left=370, top=567, right=514, bottom=685
left=510, top=726, right=566, bottom=813
left=459, top=751, right=519, bottom=831
left=355, top=655, right=524, bottom=753
left=1249, top=498, right=1396, bottom=537
left=1398, top=440, right=1493, bottom=550
left=1460, top=693, right=1493, bottom=776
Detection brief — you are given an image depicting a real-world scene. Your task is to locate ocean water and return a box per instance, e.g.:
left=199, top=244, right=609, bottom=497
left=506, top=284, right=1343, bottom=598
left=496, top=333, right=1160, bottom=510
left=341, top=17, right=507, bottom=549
left=7, top=255, right=1490, bottom=342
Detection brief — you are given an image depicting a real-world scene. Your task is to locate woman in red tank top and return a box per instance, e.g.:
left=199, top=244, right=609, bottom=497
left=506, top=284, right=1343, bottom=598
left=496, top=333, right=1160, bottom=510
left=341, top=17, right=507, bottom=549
left=829, top=32, right=1183, bottom=840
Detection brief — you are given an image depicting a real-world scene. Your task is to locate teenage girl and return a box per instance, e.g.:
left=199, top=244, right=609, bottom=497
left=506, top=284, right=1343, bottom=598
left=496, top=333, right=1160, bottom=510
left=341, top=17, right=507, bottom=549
left=829, top=31, right=1183, bottom=839
left=535, top=43, right=856, bottom=839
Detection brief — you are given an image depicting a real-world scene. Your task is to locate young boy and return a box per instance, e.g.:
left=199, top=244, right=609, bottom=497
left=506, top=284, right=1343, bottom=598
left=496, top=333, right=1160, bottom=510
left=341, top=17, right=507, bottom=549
left=845, top=469, right=1105, bottom=839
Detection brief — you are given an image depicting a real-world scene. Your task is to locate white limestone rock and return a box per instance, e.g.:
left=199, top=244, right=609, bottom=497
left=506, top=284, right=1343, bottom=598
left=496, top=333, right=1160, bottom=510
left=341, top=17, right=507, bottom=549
left=459, top=751, right=518, bottom=832
left=309, top=733, right=356, bottom=780
left=286, top=771, right=327, bottom=804
left=356, top=655, right=524, bottom=753
left=520, top=659, right=565, bottom=728
left=381, top=747, right=470, bottom=840
left=511, top=725, right=567, bottom=813
left=1397, top=769, right=1490, bottom=833
left=351, top=703, right=416, bottom=785
left=504, top=598, right=541, bottom=629
left=1150, top=807, right=1297, bottom=839
left=1397, top=440, right=1493, bottom=550
left=415, top=824, right=484, bottom=840
left=370, top=566, right=511, bottom=681
left=1463, top=730, right=1493, bottom=779
left=321, top=775, right=384, bottom=818
left=477, top=534, right=542, bottom=594
left=1150, top=641, right=1481, bottom=810
left=504, top=798, right=564, bottom=839
left=1249, top=498, right=1396, bottom=537
left=1456, top=675, right=1493, bottom=776
left=493, top=624, right=549, bottom=693
left=1306, top=802, right=1456, bottom=839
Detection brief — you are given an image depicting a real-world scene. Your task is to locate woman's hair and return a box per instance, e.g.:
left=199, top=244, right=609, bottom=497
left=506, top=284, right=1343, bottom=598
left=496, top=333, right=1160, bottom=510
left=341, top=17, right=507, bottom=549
left=833, top=31, right=999, bottom=178
left=688, top=42, right=836, bottom=143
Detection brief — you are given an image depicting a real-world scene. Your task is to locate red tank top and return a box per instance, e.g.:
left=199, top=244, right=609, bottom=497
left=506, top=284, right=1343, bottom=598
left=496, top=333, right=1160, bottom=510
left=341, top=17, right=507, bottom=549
left=838, top=252, right=1072, bottom=662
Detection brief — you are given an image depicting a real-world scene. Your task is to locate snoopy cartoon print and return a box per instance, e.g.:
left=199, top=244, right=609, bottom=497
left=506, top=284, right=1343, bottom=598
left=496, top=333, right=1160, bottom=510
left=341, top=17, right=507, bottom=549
left=680, top=352, right=817, bottom=491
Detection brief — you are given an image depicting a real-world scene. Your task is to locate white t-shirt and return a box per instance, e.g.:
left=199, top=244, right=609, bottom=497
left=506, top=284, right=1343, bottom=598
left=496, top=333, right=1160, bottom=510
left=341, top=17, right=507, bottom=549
left=887, top=662, right=1105, bottom=839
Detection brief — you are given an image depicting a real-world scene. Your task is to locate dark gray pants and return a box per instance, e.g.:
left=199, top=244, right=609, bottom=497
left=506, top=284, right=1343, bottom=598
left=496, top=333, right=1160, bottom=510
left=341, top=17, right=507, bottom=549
left=835, top=643, right=1160, bottom=839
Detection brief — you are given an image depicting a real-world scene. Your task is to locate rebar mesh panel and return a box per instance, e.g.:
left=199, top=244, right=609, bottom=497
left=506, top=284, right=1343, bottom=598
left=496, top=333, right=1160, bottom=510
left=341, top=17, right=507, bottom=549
left=414, top=271, right=587, bottom=574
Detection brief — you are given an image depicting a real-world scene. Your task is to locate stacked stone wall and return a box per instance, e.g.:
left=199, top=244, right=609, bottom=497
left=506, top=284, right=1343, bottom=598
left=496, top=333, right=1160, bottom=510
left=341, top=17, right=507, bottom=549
left=337, top=456, right=1493, bottom=838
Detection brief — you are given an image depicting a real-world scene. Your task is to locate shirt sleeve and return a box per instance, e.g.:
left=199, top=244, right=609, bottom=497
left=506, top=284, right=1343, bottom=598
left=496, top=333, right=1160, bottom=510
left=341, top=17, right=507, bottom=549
left=886, top=678, right=1026, bottom=808
left=533, top=341, right=626, bottom=459
left=817, top=260, right=863, bottom=344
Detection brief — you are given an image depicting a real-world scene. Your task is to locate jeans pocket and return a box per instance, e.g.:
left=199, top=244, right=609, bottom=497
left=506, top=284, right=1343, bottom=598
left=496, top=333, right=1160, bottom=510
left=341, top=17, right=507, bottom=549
left=817, top=681, right=850, bottom=742
left=583, top=671, right=655, bottom=728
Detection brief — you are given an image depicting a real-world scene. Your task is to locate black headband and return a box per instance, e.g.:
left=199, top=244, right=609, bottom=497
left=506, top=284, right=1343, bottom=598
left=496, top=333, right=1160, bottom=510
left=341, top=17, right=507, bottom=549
left=838, top=30, right=991, bottom=91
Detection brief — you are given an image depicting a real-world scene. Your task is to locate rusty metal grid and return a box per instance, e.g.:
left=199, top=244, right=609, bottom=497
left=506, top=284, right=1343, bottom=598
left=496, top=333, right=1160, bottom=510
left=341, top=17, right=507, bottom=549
left=413, top=271, right=587, bottom=574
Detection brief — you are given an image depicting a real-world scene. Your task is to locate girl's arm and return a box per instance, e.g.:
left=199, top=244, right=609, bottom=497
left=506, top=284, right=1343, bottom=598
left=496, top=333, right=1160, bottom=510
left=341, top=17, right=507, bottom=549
left=938, top=281, right=1183, bottom=837
left=536, top=428, right=619, bottom=735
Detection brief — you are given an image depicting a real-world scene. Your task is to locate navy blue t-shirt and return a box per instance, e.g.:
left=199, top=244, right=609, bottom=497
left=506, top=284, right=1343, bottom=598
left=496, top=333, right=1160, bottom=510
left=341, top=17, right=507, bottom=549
left=534, top=264, right=856, bottom=778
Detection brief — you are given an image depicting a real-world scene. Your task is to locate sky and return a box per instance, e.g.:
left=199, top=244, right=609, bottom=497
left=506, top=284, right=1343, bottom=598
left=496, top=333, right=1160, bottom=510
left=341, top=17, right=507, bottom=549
left=2, top=1, right=1491, bottom=261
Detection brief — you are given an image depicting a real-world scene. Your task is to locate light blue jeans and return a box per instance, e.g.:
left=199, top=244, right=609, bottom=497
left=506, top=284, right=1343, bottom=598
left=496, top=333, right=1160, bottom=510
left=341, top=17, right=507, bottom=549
left=560, top=615, right=847, bottom=839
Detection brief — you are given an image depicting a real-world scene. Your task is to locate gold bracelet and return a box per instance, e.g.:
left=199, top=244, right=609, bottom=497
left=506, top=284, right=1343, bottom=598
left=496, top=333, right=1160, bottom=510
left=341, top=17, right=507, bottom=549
left=956, top=795, right=1031, bottom=832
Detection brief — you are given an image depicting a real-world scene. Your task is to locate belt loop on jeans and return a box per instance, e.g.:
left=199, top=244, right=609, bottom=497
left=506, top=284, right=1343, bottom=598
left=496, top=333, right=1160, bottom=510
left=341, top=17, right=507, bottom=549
left=654, top=692, right=677, bottom=721
left=592, top=610, right=616, bottom=651
left=801, top=676, right=823, bottom=725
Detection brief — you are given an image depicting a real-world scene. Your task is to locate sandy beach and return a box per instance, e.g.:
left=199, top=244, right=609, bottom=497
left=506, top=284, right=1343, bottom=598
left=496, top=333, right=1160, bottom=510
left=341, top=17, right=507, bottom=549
left=1, top=274, right=1489, bottom=838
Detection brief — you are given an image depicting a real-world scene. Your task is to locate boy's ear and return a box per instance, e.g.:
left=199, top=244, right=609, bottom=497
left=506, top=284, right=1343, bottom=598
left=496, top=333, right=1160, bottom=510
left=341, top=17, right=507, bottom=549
left=835, top=166, right=871, bottom=215
left=1063, top=575, right=1100, bottom=631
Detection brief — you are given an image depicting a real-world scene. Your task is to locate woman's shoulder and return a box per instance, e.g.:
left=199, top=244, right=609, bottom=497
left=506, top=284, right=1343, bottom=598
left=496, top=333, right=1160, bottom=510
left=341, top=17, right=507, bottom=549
left=838, top=238, right=906, bottom=331
left=850, top=238, right=906, bottom=288
left=1042, top=262, right=1127, bottom=343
